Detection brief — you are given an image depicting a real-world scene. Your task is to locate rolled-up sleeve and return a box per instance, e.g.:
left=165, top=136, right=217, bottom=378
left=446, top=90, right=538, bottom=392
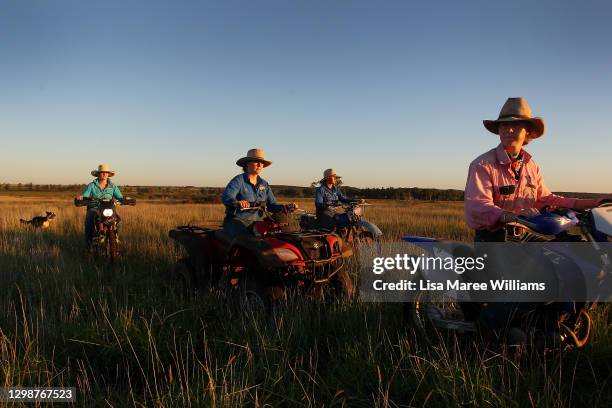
left=81, top=183, right=93, bottom=198
left=315, top=187, right=326, bottom=210
left=266, top=185, right=284, bottom=212
left=337, top=188, right=354, bottom=204
left=113, top=185, right=124, bottom=200
left=464, top=162, right=505, bottom=230
left=533, top=165, right=577, bottom=209
left=222, top=177, right=240, bottom=207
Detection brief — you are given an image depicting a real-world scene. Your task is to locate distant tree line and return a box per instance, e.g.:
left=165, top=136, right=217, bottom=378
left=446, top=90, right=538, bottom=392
left=0, top=183, right=600, bottom=201
left=274, top=185, right=465, bottom=201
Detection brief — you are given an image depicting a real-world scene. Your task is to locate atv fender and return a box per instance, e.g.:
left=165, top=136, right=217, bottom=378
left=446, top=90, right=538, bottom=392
left=229, top=235, right=286, bottom=269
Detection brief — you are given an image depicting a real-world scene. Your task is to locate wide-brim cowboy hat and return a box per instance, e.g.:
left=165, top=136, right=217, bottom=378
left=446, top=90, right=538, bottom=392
left=320, top=168, right=342, bottom=183
left=91, top=163, right=115, bottom=177
left=483, top=97, right=545, bottom=139
left=236, top=148, right=272, bottom=167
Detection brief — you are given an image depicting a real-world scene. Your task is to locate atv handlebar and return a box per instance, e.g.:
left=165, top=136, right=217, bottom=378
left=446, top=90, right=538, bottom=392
left=238, top=201, right=266, bottom=211
left=238, top=202, right=298, bottom=213
left=505, top=214, right=538, bottom=230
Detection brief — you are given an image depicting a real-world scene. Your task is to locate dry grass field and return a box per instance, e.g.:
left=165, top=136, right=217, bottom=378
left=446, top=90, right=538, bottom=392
left=0, top=196, right=610, bottom=407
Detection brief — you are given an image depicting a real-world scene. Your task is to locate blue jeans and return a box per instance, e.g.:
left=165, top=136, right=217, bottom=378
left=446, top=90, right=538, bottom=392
left=84, top=209, right=97, bottom=246
left=316, top=209, right=349, bottom=231
left=223, top=217, right=251, bottom=240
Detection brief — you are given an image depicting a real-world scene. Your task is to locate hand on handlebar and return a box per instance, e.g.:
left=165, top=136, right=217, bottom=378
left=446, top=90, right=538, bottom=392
left=500, top=212, right=517, bottom=224
left=519, top=208, right=540, bottom=218
left=237, top=200, right=251, bottom=209
left=500, top=208, right=539, bottom=224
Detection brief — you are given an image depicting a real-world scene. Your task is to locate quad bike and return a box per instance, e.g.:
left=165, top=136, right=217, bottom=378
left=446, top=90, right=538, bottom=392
left=402, top=201, right=612, bottom=352
left=300, top=202, right=383, bottom=247
left=169, top=202, right=355, bottom=314
left=75, top=197, right=136, bottom=262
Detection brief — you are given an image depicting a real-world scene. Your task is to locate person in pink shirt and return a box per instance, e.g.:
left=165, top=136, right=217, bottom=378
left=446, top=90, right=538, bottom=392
left=463, top=97, right=610, bottom=342
left=465, top=97, right=609, bottom=242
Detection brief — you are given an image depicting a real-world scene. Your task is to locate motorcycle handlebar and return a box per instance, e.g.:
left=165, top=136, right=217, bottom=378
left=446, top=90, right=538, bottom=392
left=122, top=198, right=137, bottom=206
left=74, top=197, right=136, bottom=207
left=507, top=215, right=538, bottom=231
left=74, top=198, right=91, bottom=207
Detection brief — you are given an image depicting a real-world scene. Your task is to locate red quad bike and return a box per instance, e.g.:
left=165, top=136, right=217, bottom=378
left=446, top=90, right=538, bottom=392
left=169, top=202, right=355, bottom=314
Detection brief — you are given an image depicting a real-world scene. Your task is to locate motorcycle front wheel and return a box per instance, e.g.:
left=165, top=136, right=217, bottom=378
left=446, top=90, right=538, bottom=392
left=404, top=283, right=476, bottom=340
left=108, top=230, right=118, bottom=263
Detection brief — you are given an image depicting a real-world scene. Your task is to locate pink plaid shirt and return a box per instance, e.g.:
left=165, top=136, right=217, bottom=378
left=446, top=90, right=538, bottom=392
left=464, top=144, right=577, bottom=230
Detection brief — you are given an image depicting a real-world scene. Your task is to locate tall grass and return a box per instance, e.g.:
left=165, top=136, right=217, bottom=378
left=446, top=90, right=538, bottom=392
left=0, top=198, right=610, bottom=407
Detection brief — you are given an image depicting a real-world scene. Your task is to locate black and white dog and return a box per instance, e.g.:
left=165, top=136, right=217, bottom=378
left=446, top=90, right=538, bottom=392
left=20, top=211, right=57, bottom=230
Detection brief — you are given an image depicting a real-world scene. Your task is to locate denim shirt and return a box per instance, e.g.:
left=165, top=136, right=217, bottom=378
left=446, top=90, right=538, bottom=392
left=81, top=179, right=124, bottom=208
left=315, top=184, right=354, bottom=210
left=222, top=173, right=283, bottom=224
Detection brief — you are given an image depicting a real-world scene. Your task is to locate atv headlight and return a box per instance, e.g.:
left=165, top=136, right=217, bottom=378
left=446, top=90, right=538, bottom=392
left=102, top=209, right=114, bottom=217
left=273, top=248, right=300, bottom=262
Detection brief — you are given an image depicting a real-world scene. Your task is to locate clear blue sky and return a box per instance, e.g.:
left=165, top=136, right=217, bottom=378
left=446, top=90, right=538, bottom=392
left=1, top=0, right=611, bottom=192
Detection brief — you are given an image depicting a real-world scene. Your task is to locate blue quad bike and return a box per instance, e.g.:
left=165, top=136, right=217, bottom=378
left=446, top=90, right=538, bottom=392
left=402, top=201, right=612, bottom=351
left=300, top=202, right=383, bottom=247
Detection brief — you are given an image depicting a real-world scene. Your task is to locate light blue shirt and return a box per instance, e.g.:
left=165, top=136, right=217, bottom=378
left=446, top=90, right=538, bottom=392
left=81, top=178, right=124, bottom=208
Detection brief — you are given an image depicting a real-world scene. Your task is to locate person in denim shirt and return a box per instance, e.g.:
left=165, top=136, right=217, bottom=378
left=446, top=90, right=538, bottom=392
left=222, top=148, right=297, bottom=239
left=315, top=169, right=363, bottom=230
left=76, top=163, right=124, bottom=247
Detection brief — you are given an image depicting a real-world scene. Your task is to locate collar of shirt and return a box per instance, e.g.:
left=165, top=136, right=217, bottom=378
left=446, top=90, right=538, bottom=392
left=494, top=143, right=532, bottom=166
left=324, top=184, right=337, bottom=192
left=242, top=173, right=262, bottom=188
left=93, top=178, right=113, bottom=190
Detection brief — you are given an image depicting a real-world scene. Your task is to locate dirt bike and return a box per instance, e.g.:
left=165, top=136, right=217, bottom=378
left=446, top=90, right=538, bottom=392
left=300, top=202, right=383, bottom=247
left=169, top=202, right=355, bottom=314
left=402, top=201, right=612, bottom=351
left=75, top=197, right=136, bottom=262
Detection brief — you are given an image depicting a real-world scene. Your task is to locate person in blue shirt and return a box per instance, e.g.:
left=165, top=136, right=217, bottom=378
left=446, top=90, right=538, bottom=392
left=222, top=148, right=297, bottom=239
left=315, top=169, right=363, bottom=230
left=76, top=163, right=124, bottom=247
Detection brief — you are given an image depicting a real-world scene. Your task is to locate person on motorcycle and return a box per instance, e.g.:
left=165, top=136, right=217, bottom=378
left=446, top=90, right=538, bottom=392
left=222, top=148, right=298, bottom=239
left=465, top=97, right=609, bottom=239
left=464, top=97, right=611, bottom=341
left=76, top=163, right=124, bottom=248
left=315, top=169, right=364, bottom=230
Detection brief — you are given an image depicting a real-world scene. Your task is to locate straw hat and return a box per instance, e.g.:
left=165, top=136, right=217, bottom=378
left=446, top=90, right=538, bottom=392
left=91, top=163, right=115, bottom=177
left=483, top=97, right=545, bottom=138
left=236, top=148, right=272, bottom=167
left=320, top=168, right=341, bottom=183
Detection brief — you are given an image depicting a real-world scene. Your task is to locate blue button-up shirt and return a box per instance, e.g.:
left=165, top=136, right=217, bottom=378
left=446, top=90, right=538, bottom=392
left=222, top=173, right=283, bottom=224
left=315, top=184, right=355, bottom=210
left=81, top=179, right=124, bottom=208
